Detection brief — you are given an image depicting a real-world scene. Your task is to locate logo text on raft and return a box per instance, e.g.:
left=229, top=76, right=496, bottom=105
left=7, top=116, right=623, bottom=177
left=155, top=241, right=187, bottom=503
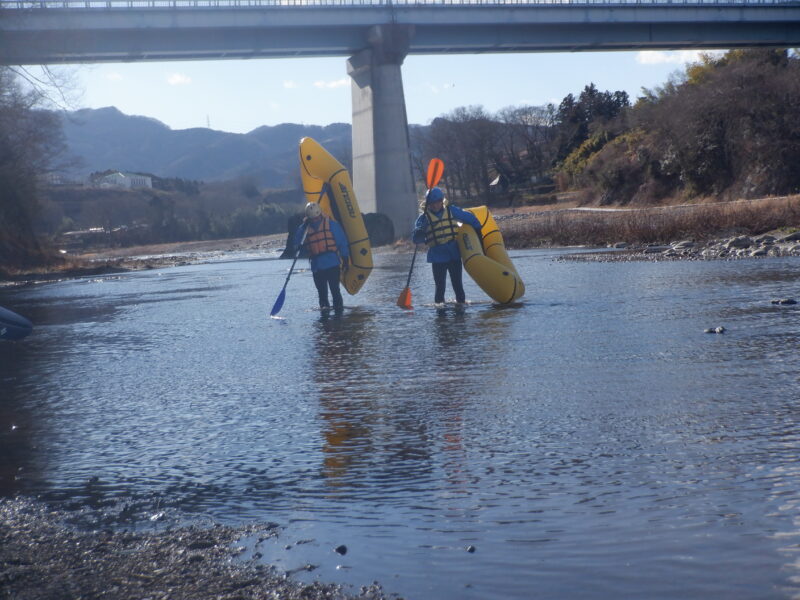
left=338, top=183, right=356, bottom=219
left=463, top=233, right=474, bottom=252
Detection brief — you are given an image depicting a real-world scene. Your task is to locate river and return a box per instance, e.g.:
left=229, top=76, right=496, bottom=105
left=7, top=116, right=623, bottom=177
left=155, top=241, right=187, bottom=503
left=1, top=247, right=799, bottom=599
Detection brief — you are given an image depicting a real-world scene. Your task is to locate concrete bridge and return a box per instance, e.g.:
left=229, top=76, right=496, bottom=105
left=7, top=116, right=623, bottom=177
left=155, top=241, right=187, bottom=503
left=2, top=0, right=799, bottom=236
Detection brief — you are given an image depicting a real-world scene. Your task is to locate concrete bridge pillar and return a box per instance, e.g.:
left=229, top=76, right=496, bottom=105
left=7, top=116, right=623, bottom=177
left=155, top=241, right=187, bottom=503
left=347, top=24, right=417, bottom=239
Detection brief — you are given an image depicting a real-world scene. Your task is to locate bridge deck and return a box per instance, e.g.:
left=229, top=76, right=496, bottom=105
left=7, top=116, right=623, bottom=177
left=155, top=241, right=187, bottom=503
left=1, top=0, right=799, bottom=64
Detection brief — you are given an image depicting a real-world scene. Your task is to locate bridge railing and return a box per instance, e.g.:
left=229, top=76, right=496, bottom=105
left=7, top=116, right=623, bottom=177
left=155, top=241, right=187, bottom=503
left=0, top=0, right=795, bottom=7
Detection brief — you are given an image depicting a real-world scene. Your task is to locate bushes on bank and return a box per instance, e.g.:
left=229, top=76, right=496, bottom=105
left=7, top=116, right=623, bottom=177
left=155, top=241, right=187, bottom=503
left=563, top=49, right=800, bottom=205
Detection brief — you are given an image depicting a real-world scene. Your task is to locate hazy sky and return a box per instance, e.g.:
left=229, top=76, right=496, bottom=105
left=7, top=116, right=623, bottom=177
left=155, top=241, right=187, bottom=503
left=63, top=49, right=714, bottom=134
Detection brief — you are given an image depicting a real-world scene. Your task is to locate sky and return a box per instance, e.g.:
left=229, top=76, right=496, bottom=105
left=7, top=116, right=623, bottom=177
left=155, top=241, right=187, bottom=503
left=59, top=49, right=715, bottom=134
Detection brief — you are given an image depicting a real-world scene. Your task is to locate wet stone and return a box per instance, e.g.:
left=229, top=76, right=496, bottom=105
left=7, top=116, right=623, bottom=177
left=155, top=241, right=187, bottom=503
left=772, top=298, right=797, bottom=305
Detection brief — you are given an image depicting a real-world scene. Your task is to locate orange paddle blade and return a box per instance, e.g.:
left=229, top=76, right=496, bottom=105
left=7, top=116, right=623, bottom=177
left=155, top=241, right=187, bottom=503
left=397, top=287, right=413, bottom=309
left=426, top=158, right=444, bottom=188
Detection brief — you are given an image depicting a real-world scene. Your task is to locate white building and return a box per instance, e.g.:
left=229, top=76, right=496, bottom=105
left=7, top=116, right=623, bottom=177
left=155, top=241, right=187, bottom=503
left=97, top=172, right=152, bottom=189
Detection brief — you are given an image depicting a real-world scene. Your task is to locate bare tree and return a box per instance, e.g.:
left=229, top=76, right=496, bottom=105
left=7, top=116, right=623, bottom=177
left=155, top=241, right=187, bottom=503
left=420, top=106, right=504, bottom=203
left=0, top=67, right=69, bottom=268
left=496, top=104, right=557, bottom=190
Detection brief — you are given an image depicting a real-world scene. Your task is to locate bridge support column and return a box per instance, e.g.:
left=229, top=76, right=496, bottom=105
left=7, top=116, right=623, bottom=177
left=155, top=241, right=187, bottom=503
left=347, top=25, right=417, bottom=239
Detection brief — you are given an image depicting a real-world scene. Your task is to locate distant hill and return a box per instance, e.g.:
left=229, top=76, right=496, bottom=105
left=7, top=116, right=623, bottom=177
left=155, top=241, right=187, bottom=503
left=57, top=107, right=353, bottom=188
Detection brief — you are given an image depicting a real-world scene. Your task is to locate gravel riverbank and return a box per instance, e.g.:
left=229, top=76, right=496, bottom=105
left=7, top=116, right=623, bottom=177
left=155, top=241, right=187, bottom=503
left=0, top=498, right=396, bottom=600
left=0, top=234, right=289, bottom=286
left=558, top=231, right=800, bottom=262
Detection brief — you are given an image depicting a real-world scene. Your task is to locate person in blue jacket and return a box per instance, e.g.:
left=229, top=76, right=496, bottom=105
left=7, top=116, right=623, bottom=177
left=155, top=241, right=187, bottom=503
left=294, top=202, right=350, bottom=312
left=412, top=187, right=482, bottom=305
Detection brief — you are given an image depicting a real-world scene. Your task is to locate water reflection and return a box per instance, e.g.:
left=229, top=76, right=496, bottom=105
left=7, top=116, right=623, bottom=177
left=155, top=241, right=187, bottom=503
left=312, top=309, right=377, bottom=487
left=434, top=304, right=468, bottom=343
left=431, top=308, right=470, bottom=489
left=310, top=303, right=515, bottom=496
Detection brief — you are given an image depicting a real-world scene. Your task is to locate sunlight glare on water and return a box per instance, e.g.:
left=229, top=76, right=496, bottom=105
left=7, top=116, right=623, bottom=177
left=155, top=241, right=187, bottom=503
left=1, top=248, right=800, bottom=599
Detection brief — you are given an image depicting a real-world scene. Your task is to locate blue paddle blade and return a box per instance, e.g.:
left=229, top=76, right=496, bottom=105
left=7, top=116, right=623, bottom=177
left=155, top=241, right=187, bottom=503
left=269, top=289, right=286, bottom=317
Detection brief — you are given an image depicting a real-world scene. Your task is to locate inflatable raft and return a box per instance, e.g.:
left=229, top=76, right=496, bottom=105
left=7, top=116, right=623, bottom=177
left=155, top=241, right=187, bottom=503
left=456, top=206, right=525, bottom=304
left=299, top=137, right=372, bottom=295
left=0, top=305, right=33, bottom=340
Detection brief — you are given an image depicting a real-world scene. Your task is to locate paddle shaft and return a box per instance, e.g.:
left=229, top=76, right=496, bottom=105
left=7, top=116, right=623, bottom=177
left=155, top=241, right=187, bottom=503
left=279, top=224, right=307, bottom=286
left=395, top=158, right=443, bottom=309
left=404, top=244, right=418, bottom=288
left=270, top=227, right=308, bottom=316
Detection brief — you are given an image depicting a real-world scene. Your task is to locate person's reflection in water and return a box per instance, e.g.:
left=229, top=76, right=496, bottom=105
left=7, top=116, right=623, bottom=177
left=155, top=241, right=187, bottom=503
left=312, top=309, right=443, bottom=494
left=433, top=304, right=468, bottom=344
left=428, top=305, right=515, bottom=490
left=430, top=307, right=471, bottom=490
left=311, top=305, right=515, bottom=497
left=312, top=310, right=377, bottom=489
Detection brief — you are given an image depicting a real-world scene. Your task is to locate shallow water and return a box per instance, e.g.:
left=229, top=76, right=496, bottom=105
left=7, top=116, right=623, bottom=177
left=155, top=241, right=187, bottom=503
left=2, top=248, right=800, bottom=599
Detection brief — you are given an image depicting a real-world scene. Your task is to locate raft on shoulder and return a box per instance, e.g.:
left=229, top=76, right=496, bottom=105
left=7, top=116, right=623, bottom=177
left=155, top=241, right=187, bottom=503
left=299, top=136, right=373, bottom=295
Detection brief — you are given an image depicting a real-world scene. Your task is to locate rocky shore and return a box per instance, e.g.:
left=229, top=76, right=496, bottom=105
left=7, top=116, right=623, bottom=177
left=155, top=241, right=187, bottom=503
left=0, top=497, right=395, bottom=600
left=0, top=234, right=289, bottom=286
left=561, top=231, right=800, bottom=262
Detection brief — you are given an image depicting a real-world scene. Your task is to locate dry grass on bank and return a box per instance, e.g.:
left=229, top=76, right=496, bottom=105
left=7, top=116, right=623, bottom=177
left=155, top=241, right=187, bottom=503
left=501, top=195, right=800, bottom=248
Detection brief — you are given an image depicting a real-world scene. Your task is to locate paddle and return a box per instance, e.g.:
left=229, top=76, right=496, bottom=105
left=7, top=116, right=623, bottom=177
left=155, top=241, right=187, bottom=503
left=270, top=228, right=307, bottom=317
left=396, top=245, right=418, bottom=309
left=427, top=157, right=444, bottom=191
left=396, top=158, right=444, bottom=309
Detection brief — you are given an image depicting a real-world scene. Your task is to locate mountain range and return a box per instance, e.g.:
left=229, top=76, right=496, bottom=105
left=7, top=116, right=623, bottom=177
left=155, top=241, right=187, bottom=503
left=57, top=107, right=353, bottom=189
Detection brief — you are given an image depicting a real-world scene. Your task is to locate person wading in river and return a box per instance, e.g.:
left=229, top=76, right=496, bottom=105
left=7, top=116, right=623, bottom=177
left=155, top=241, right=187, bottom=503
left=294, top=202, right=350, bottom=313
left=412, top=186, right=482, bottom=305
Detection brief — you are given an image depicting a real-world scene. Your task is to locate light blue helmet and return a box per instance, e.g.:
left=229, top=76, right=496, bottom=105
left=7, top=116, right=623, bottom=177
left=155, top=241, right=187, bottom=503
left=425, top=187, right=444, bottom=204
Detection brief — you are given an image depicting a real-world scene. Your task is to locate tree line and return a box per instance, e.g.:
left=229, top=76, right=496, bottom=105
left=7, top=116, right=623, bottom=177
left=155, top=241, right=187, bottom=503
left=37, top=177, right=299, bottom=250
left=411, top=48, right=800, bottom=206
left=410, top=83, right=630, bottom=204
left=0, top=67, right=67, bottom=268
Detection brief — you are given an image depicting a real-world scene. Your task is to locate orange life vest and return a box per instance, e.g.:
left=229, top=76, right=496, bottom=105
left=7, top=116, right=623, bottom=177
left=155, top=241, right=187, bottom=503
left=306, top=217, right=338, bottom=257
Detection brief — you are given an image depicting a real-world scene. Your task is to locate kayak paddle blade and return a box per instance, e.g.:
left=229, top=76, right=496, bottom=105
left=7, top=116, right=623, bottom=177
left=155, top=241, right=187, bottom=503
left=397, top=287, right=412, bottom=310
left=427, top=158, right=444, bottom=188
left=270, top=289, right=286, bottom=317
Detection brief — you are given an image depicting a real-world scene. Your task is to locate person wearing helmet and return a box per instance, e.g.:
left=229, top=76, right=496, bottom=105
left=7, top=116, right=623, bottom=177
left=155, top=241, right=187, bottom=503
left=411, top=187, right=482, bottom=305
left=294, top=202, right=350, bottom=313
